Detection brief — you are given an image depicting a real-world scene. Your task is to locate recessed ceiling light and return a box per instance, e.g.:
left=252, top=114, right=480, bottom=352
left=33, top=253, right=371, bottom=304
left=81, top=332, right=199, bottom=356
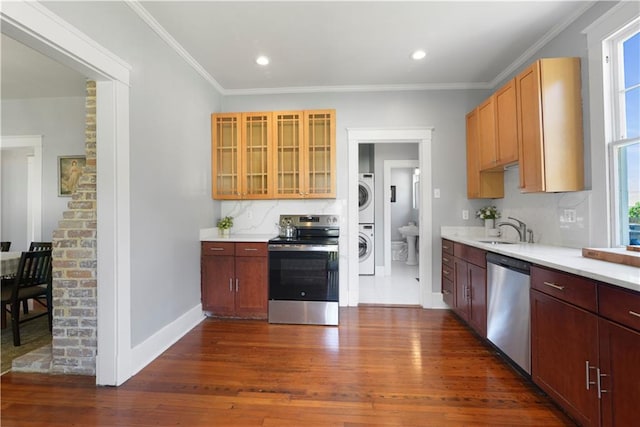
left=256, top=56, right=270, bottom=66
left=411, top=50, right=427, bottom=60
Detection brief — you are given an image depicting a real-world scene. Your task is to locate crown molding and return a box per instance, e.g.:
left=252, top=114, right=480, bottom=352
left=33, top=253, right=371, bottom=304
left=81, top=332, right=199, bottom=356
left=125, top=0, right=225, bottom=94
left=224, top=82, right=492, bottom=96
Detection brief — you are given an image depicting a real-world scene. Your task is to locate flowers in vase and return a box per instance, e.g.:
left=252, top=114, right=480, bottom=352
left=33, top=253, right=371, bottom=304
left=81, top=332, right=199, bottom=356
left=476, top=206, right=500, bottom=220
left=216, top=216, right=234, bottom=230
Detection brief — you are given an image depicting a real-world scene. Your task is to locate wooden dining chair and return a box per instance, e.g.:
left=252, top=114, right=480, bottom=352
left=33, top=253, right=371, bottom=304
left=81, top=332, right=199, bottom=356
left=0, top=250, right=53, bottom=346
left=0, top=242, right=10, bottom=252
left=29, top=242, right=52, bottom=252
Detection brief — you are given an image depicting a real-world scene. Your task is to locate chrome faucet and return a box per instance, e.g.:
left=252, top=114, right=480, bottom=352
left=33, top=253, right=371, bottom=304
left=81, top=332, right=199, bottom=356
left=496, top=216, right=528, bottom=242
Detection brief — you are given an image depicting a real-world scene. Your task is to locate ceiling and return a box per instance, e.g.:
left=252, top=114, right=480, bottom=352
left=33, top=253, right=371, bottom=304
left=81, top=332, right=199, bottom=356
left=1, top=1, right=596, bottom=98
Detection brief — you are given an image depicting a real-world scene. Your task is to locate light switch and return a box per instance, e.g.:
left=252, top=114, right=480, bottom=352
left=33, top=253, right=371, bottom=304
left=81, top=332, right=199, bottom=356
left=434, top=188, right=441, bottom=198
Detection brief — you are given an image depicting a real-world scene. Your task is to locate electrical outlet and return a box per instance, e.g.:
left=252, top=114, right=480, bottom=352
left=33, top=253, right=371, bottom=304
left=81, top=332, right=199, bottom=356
left=462, top=210, right=469, bottom=220
left=564, top=209, right=576, bottom=223
left=247, top=210, right=253, bottom=220
left=434, top=188, right=441, bottom=198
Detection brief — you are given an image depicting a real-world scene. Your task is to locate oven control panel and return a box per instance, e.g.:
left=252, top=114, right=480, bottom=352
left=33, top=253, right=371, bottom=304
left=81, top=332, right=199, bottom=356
left=279, top=214, right=339, bottom=228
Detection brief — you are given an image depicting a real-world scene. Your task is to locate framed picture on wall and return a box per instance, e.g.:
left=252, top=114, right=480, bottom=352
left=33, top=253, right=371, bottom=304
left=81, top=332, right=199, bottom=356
left=58, top=155, right=86, bottom=196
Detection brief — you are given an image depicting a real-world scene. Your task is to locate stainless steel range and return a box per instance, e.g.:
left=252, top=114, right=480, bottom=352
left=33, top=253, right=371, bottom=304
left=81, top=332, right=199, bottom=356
left=268, top=214, right=339, bottom=325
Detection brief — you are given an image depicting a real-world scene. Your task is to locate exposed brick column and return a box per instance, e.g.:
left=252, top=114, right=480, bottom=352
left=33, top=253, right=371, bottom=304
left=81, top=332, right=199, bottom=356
left=51, top=81, right=98, bottom=375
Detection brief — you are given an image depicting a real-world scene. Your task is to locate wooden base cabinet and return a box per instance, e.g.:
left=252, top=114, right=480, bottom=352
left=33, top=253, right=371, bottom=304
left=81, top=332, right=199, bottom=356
left=445, top=241, right=487, bottom=337
left=531, top=266, right=640, bottom=426
left=201, top=242, right=268, bottom=319
left=531, top=289, right=600, bottom=426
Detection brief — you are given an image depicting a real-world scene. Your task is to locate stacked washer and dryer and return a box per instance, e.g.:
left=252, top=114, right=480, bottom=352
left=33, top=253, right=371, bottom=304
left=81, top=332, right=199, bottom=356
left=358, top=173, right=375, bottom=275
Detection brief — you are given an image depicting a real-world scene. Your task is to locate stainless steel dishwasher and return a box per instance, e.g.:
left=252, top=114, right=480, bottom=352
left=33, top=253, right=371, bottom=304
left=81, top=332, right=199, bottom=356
left=486, top=252, right=532, bottom=374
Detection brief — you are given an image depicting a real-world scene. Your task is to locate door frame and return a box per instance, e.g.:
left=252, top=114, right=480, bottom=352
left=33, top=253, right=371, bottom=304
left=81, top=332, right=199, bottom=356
left=347, top=128, right=434, bottom=307
left=1, top=1, right=132, bottom=385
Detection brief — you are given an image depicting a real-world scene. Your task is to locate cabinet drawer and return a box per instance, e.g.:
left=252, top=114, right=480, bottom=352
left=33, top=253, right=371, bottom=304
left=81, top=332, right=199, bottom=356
left=442, top=239, right=454, bottom=256
left=442, top=264, right=454, bottom=282
left=442, top=277, right=454, bottom=306
left=202, top=242, right=235, bottom=256
left=454, top=242, right=486, bottom=267
left=599, top=284, right=640, bottom=332
left=531, top=265, right=597, bottom=312
left=235, top=242, right=268, bottom=257
left=442, top=252, right=454, bottom=269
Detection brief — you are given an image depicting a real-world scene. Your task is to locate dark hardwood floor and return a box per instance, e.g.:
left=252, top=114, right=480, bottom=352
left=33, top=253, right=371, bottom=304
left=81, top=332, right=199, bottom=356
left=1, top=307, right=575, bottom=426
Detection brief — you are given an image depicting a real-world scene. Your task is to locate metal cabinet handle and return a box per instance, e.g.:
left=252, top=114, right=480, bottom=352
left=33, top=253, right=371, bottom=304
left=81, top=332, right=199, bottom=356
left=243, top=248, right=258, bottom=251
left=229, top=278, right=233, bottom=292
left=543, top=281, right=565, bottom=291
left=235, top=278, right=239, bottom=292
left=596, top=368, right=609, bottom=399
left=586, top=361, right=597, bottom=390
left=443, top=257, right=450, bottom=263
left=629, top=310, right=640, bottom=318
left=443, top=270, right=450, bottom=276
left=210, top=247, right=225, bottom=251
left=443, top=290, right=451, bottom=295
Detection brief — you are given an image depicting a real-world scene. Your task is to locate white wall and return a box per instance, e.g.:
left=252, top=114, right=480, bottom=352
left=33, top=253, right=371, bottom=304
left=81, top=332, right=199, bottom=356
left=42, top=1, right=223, bottom=346
left=1, top=96, right=85, bottom=250
left=1, top=147, right=32, bottom=250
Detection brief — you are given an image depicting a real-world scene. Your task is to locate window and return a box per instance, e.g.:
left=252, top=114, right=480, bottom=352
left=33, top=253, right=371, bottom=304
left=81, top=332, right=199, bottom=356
left=605, top=20, right=640, bottom=246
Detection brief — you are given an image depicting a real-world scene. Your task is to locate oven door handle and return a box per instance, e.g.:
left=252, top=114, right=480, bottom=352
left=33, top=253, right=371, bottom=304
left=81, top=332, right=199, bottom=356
left=268, top=244, right=338, bottom=252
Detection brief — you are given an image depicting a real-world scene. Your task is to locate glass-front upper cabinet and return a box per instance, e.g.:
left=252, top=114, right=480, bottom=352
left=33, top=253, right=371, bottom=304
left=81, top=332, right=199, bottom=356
left=273, top=111, right=304, bottom=198
left=304, top=110, right=336, bottom=198
left=211, top=113, right=241, bottom=199
left=212, top=113, right=272, bottom=199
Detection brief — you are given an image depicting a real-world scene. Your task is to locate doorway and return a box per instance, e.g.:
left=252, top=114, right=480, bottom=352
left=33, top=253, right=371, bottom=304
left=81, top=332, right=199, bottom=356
left=346, top=128, right=434, bottom=308
left=2, top=2, right=132, bottom=385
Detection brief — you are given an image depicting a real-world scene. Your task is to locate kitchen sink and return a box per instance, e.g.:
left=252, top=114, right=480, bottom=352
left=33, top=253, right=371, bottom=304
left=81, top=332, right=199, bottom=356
left=477, top=239, right=516, bottom=245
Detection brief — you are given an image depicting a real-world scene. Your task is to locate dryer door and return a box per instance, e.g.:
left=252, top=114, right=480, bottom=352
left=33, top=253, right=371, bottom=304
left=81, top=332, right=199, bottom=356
left=359, top=233, right=372, bottom=261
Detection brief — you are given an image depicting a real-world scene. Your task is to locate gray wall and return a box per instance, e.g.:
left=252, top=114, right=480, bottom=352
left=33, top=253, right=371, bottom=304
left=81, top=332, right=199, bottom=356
left=1, top=96, right=86, bottom=250
left=43, top=1, right=223, bottom=346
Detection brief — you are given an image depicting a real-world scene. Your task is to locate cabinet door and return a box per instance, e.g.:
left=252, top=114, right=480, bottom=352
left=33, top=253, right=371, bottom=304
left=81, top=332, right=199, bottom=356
left=478, top=97, right=497, bottom=170
left=235, top=255, right=268, bottom=318
left=516, top=61, right=545, bottom=193
left=273, top=111, right=304, bottom=198
left=453, top=257, right=469, bottom=321
left=598, top=318, right=640, bottom=427
left=468, top=263, right=486, bottom=337
left=212, top=113, right=242, bottom=199
left=531, top=289, right=600, bottom=427
left=241, top=112, right=272, bottom=199
left=304, top=110, right=336, bottom=198
left=201, top=254, right=236, bottom=316
left=494, top=79, right=518, bottom=166
left=465, top=109, right=504, bottom=199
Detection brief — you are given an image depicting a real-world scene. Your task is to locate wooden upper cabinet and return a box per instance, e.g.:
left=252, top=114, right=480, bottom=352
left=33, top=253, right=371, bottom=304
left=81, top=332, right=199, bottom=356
left=478, top=79, right=518, bottom=172
left=494, top=79, right=519, bottom=166
left=466, top=109, right=503, bottom=199
left=213, top=109, right=336, bottom=200
left=273, top=109, right=336, bottom=199
left=478, top=97, right=497, bottom=170
left=273, top=111, right=304, bottom=198
left=242, top=112, right=273, bottom=199
left=211, top=112, right=272, bottom=199
left=304, top=110, right=336, bottom=198
left=516, top=58, right=584, bottom=193
left=212, top=113, right=241, bottom=199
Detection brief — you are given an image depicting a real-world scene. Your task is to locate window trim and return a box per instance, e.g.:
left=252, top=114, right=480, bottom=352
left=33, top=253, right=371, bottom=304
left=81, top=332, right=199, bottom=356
left=604, top=20, right=640, bottom=247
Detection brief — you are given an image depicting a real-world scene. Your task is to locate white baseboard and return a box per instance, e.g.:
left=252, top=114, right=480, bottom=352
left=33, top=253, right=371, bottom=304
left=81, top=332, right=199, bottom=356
left=427, top=292, right=450, bottom=309
left=130, top=304, right=205, bottom=377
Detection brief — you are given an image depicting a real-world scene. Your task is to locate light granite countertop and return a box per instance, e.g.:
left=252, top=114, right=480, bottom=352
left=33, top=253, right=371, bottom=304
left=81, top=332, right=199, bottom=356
left=441, top=226, right=639, bottom=293
left=200, top=228, right=276, bottom=243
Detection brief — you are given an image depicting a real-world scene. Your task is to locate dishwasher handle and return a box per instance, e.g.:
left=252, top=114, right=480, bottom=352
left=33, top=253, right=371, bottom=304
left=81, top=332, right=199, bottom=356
left=486, top=252, right=531, bottom=275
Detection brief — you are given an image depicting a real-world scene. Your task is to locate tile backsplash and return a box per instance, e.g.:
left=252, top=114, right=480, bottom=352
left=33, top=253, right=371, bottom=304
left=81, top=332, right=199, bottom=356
left=497, top=168, right=591, bottom=248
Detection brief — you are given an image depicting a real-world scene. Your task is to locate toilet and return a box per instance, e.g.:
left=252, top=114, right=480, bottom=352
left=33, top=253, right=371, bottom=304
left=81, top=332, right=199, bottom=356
left=391, top=241, right=407, bottom=261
